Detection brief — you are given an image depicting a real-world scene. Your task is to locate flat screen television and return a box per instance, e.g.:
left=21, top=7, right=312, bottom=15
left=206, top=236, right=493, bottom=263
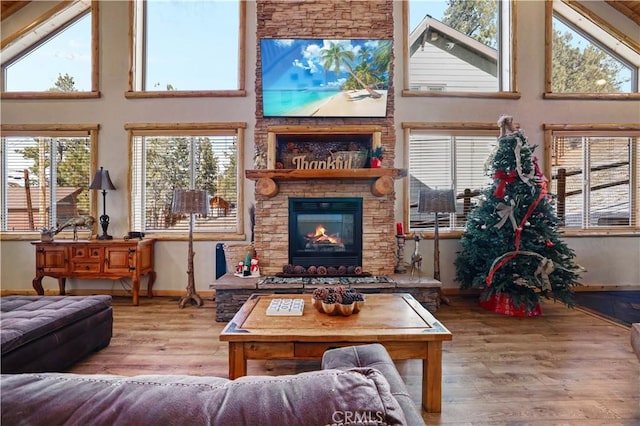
left=260, top=38, right=391, bottom=118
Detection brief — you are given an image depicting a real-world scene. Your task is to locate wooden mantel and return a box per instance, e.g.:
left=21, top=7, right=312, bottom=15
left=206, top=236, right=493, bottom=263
left=246, top=168, right=407, bottom=197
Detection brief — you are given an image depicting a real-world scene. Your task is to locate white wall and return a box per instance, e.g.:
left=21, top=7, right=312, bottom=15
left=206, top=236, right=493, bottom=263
left=1, top=0, right=638, bottom=296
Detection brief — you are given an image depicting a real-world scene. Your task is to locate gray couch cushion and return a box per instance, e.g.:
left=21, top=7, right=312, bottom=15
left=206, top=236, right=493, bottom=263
left=1, top=368, right=408, bottom=425
left=1, top=295, right=112, bottom=354
left=322, top=344, right=425, bottom=426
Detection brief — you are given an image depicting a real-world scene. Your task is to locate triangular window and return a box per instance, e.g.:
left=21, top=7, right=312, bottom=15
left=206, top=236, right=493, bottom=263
left=1, top=1, right=97, bottom=97
left=547, top=0, right=639, bottom=96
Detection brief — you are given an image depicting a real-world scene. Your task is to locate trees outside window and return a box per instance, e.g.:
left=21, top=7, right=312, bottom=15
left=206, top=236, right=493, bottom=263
left=405, top=0, right=514, bottom=94
left=1, top=126, right=96, bottom=233
left=1, top=1, right=97, bottom=97
left=546, top=1, right=639, bottom=97
left=407, top=125, right=496, bottom=231
left=129, top=125, right=243, bottom=236
left=129, top=0, right=244, bottom=95
left=552, top=17, right=633, bottom=93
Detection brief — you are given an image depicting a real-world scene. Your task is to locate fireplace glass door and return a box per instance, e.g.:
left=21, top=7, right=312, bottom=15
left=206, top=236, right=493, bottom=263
left=289, top=197, right=363, bottom=268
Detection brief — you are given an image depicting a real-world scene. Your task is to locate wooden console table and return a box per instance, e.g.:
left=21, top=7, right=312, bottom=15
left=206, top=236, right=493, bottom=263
left=31, top=239, right=156, bottom=306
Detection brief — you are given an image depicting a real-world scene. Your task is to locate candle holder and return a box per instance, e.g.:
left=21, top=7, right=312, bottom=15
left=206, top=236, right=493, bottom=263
left=394, top=235, right=407, bottom=273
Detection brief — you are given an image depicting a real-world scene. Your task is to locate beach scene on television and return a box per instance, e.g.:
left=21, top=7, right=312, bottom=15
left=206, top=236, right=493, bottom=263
left=261, top=38, right=391, bottom=118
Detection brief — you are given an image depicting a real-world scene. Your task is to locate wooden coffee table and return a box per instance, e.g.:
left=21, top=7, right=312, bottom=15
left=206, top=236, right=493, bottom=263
left=219, top=292, right=452, bottom=412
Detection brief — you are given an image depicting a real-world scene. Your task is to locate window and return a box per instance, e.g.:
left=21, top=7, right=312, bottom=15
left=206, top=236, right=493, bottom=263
left=128, top=0, right=245, bottom=97
left=545, top=125, right=639, bottom=231
left=405, top=123, right=497, bottom=231
left=1, top=1, right=99, bottom=98
left=404, top=0, right=516, bottom=96
left=545, top=0, right=640, bottom=98
left=1, top=125, right=98, bottom=236
left=127, top=123, right=245, bottom=238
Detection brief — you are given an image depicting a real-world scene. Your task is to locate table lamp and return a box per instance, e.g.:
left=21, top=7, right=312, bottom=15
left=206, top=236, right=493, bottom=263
left=89, top=167, right=116, bottom=240
left=172, top=189, right=209, bottom=308
left=418, top=188, right=456, bottom=281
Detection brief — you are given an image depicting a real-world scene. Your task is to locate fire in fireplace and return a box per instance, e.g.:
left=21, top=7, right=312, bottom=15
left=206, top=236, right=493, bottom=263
left=288, top=197, right=363, bottom=269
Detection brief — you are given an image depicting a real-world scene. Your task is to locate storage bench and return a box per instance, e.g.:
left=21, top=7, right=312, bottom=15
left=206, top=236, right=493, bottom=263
left=1, top=295, right=113, bottom=373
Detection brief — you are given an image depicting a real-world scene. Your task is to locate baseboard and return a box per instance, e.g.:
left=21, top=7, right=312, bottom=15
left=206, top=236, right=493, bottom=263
left=572, top=285, right=640, bottom=292
left=441, top=285, right=640, bottom=296
left=0, top=289, right=216, bottom=299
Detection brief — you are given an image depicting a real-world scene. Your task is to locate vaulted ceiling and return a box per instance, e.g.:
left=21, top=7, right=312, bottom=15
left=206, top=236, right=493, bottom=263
left=605, top=0, right=640, bottom=25
left=1, top=1, right=29, bottom=20
left=2, top=1, right=640, bottom=27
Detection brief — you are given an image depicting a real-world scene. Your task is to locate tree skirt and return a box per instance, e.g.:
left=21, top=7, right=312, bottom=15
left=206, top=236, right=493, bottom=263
left=480, top=293, right=542, bottom=317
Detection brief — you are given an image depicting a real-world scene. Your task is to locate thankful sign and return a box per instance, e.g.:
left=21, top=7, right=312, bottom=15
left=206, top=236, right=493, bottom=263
left=291, top=154, right=355, bottom=170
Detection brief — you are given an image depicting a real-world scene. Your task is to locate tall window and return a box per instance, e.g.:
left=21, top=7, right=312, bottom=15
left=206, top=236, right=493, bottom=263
left=128, top=124, right=245, bottom=237
left=546, top=126, right=639, bottom=230
left=546, top=0, right=639, bottom=97
left=129, top=0, right=244, bottom=96
left=1, top=126, right=97, bottom=234
left=1, top=1, right=98, bottom=98
left=406, top=124, right=497, bottom=231
left=404, top=0, right=515, bottom=95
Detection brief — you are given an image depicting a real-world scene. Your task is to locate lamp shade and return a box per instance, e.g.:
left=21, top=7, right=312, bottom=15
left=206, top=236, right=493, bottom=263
left=172, top=189, right=209, bottom=215
left=418, top=188, right=456, bottom=213
left=89, top=167, right=116, bottom=190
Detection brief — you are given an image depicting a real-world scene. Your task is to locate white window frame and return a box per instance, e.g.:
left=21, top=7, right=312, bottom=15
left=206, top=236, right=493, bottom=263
left=126, top=122, right=246, bottom=240
left=543, top=124, right=639, bottom=234
left=403, top=0, right=518, bottom=99
left=402, top=122, right=500, bottom=235
left=1, top=124, right=99, bottom=239
left=544, top=0, right=640, bottom=100
left=126, top=0, right=246, bottom=98
left=0, top=0, right=99, bottom=99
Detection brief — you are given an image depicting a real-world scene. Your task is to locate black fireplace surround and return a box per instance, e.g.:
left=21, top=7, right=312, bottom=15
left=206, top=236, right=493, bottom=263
left=288, top=197, right=363, bottom=268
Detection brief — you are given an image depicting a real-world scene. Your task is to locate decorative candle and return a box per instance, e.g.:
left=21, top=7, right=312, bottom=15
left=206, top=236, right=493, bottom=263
left=396, top=222, right=404, bottom=236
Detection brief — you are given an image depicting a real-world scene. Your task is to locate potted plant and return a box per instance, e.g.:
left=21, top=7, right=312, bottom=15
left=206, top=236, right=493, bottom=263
left=370, top=146, right=383, bottom=168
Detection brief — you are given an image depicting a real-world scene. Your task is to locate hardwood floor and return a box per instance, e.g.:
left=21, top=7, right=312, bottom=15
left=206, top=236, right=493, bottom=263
left=69, top=294, right=640, bottom=425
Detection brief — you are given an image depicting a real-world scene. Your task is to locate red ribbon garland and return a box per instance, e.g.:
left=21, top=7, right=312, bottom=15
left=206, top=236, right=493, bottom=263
left=493, top=170, right=518, bottom=198
left=486, top=181, right=548, bottom=286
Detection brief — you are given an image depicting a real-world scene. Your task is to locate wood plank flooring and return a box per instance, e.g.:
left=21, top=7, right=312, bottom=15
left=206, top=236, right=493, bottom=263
left=69, top=294, right=640, bottom=425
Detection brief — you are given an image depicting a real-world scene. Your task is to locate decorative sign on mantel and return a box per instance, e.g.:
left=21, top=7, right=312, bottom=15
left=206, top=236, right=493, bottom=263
left=265, top=125, right=383, bottom=170
left=282, top=150, right=368, bottom=170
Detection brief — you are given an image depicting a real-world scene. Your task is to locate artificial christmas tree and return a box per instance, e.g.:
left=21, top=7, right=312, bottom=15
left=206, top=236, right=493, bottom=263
left=455, top=115, right=581, bottom=316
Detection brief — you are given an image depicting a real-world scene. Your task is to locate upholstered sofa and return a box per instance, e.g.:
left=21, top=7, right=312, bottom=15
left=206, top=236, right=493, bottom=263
left=1, top=295, right=113, bottom=373
left=632, top=323, right=640, bottom=361
left=1, top=343, right=425, bottom=426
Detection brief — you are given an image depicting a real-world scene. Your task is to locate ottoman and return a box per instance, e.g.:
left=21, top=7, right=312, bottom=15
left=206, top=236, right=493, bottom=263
left=1, top=295, right=113, bottom=373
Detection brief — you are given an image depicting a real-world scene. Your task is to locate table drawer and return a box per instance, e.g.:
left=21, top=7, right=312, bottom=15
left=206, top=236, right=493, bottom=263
left=244, top=342, right=294, bottom=359
left=71, top=246, right=102, bottom=260
left=72, top=262, right=101, bottom=272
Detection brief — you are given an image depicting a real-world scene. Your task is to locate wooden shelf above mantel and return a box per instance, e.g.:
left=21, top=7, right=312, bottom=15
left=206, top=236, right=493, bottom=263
left=246, top=168, right=406, bottom=180
left=246, top=168, right=407, bottom=198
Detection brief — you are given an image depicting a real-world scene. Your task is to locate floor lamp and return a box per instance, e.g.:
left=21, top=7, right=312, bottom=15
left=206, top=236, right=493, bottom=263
left=418, top=188, right=456, bottom=304
left=172, top=189, right=209, bottom=308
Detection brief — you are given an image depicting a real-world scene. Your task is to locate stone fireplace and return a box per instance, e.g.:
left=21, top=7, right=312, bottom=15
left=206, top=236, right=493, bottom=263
left=250, top=0, right=397, bottom=277
left=211, top=1, right=440, bottom=322
left=249, top=126, right=402, bottom=277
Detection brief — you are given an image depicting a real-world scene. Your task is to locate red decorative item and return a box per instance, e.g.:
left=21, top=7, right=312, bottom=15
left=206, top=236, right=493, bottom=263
left=493, top=170, right=518, bottom=198
left=480, top=293, right=542, bottom=317
left=370, top=157, right=382, bottom=168
left=545, top=240, right=554, bottom=247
